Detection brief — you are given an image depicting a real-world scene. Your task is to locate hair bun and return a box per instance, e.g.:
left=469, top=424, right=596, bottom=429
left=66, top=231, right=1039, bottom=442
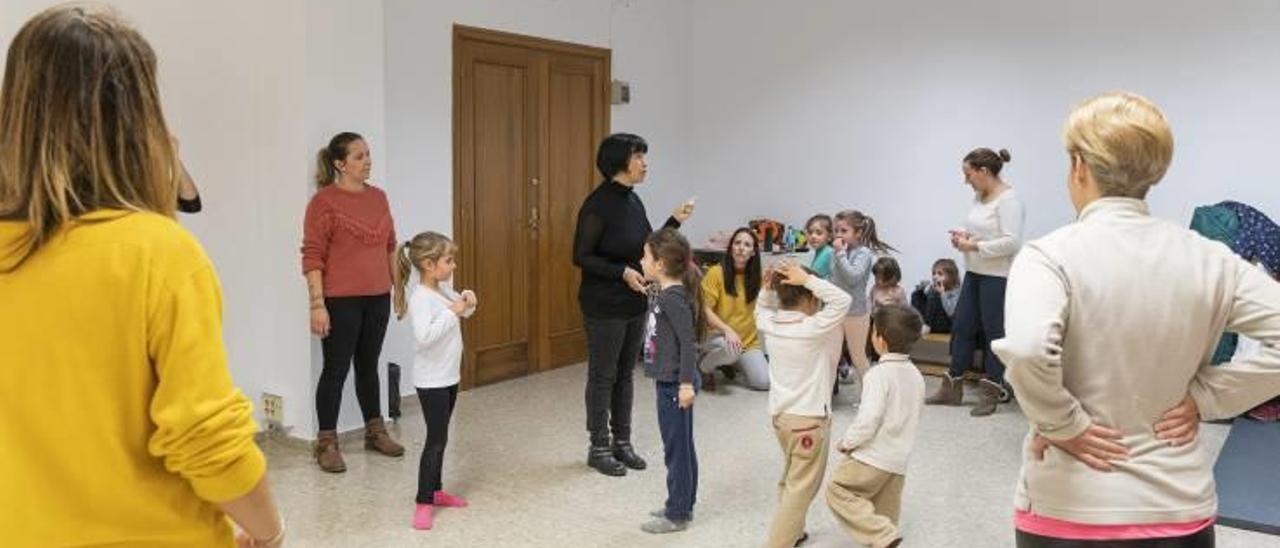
left=998, top=149, right=1012, bottom=163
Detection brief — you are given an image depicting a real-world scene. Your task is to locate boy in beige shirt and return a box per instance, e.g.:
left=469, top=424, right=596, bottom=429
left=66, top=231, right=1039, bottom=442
left=826, top=305, right=926, bottom=548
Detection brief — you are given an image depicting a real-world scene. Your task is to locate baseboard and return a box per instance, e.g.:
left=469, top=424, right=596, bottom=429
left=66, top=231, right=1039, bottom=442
left=254, top=391, right=423, bottom=449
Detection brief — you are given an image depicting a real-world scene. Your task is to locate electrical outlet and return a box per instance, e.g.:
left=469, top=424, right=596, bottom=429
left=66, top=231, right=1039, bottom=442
left=262, top=393, right=283, bottom=426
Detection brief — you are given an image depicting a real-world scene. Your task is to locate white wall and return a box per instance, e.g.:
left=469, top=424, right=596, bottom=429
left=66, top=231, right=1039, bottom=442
left=381, top=0, right=695, bottom=399
left=687, top=0, right=1280, bottom=283
left=3, top=0, right=314, bottom=432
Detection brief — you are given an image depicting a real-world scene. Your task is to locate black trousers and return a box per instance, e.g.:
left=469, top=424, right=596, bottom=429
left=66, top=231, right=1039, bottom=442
left=948, top=273, right=1008, bottom=383
left=316, top=294, right=390, bottom=431
left=1016, top=527, right=1214, bottom=548
left=583, top=314, right=646, bottom=446
left=416, top=384, right=459, bottom=504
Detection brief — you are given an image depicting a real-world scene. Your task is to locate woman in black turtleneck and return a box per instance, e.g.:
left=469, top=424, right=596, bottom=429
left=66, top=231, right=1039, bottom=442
left=573, top=133, right=694, bottom=477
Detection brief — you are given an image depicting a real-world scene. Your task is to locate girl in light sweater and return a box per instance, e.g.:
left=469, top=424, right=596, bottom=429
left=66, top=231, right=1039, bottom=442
left=393, top=232, right=478, bottom=531
left=831, top=210, right=895, bottom=382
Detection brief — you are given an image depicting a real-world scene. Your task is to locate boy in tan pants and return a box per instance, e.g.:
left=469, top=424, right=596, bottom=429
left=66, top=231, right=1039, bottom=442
left=755, top=263, right=851, bottom=547
left=826, top=304, right=925, bottom=548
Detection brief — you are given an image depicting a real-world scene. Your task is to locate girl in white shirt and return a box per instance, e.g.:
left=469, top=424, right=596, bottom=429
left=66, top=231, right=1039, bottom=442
left=392, top=232, right=478, bottom=531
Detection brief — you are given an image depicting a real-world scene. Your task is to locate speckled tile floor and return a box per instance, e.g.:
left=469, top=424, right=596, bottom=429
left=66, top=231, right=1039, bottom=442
left=262, top=364, right=1280, bottom=547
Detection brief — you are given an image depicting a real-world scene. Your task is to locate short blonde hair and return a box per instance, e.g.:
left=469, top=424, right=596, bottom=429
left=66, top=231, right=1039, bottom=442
left=1062, top=91, right=1173, bottom=199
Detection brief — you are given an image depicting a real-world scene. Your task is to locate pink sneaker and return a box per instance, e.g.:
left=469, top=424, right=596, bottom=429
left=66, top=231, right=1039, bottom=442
left=413, top=504, right=433, bottom=530
left=433, top=490, right=469, bottom=508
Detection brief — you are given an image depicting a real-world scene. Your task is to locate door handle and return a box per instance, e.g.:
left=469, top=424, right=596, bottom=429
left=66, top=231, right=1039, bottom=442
left=529, top=177, right=540, bottom=230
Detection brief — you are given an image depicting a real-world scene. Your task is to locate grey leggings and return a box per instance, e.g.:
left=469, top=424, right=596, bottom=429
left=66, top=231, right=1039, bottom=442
left=698, top=336, right=770, bottom=390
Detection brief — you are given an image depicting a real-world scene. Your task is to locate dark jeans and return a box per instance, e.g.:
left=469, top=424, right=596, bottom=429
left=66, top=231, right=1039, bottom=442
left=1016, top=526, right=1214, bottom=547
left=415, top=384, right=459, bottom=504
left=317, top=294, right=390, bottom=431
left=657, top=380, right=698, bottom=522
left=948, top=273, right=1008, bottom=383
left=583, top=314, right=646, bottom=446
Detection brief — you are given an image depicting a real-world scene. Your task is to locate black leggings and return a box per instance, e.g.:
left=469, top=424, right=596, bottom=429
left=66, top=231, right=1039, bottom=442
left=416, top=385, right=459, bottom=504
left=1016, top=527, right=1214, bottom=548
left=316, top=294, right=390, bottom=431
left=949, top=272, right=1008, bottom=383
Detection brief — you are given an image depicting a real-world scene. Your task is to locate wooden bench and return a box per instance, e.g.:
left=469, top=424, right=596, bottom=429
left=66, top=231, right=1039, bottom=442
left=910, top=332, right=986, bottom=379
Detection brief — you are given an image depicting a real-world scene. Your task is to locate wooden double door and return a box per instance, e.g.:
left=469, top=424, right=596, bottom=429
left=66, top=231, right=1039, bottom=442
left=453, top=26, right=610, bottom=388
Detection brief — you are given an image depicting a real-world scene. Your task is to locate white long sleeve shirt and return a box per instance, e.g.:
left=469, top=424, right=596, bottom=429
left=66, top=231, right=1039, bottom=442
left=993, top=198, right=1280, bottom=525
left=409, top=283, right=476, bottom=389
left=838, top=354, right=926, bottom=475
left=962, top=188, right=1025, bottom=277
left=755, top=276, right=851, bottom=418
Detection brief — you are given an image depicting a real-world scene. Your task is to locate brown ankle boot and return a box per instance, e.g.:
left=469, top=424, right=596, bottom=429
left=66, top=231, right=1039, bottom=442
left=315, top=430, right=346, bottom=473
left=926, top=374, right=963, bottom=406
left=364, top=417, right=405, bottom=457
left=970, top=379, right=1004, bottom=417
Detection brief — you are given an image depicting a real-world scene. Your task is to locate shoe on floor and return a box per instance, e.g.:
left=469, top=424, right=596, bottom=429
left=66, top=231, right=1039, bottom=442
left=837, top=362, right=857, bottom=385
left=701, top=371, right=718, bottom=392
left=650, top=508, right=694, bottom=520
left=612, top=440, right=648, bottom=471
left=433, top=491, right=468, bottom=508
left=364, top=417, right=406, bottom=457
left=412, top=504, right=433, bottom=530
left=587, top=444, right=627, bottom=476
left=314, top=430, right=346, bottom=473
left=717, top=364, right=738, bottom=381
left=641, top=517, right=689, bottom=534
left=970, top=379, right=1004, bottom=417
left=925, top=373, right=963, bottom=406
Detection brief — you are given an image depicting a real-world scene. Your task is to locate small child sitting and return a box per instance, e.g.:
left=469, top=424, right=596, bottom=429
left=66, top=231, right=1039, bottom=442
left=870, top=257, right=906, bottom=314
left=910, top=258, right=961, bottom=334
left=826, top=304, right=925, bottom=548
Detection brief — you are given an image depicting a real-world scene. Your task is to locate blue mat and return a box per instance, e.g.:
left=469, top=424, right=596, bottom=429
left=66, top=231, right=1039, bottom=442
left=1214, top=418, right=1280, bottom=535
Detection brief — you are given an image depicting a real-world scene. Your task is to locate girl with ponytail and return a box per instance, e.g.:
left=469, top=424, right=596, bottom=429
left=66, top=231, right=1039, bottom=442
left=831, top=210, right=894, bottom=381
left=394, top=231, right=477, bottom=531
left=638, top=227, right=702, bottom=535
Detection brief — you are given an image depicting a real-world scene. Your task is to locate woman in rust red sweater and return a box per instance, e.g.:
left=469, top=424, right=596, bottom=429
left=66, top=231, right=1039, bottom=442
left=302, top=132, right=405, bottom=473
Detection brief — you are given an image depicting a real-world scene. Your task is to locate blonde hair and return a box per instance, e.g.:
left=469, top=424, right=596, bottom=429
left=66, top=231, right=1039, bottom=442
left=1063, top=91, right=1173, bottom=199
left=393, top=231, right=457, bottom=319
left=0, top=4, right=178, bottom=271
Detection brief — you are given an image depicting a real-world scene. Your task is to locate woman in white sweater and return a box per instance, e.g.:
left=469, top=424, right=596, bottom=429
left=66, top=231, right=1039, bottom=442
left=994, top=92, right=1280, bottom=547
left=926, top=147, right=1025, bottom=416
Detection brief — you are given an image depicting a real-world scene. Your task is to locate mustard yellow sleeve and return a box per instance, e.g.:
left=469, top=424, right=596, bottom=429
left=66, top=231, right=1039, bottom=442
left=147, top=262, right=266, bottom=503
left=701, top=265, right=723, bottom=309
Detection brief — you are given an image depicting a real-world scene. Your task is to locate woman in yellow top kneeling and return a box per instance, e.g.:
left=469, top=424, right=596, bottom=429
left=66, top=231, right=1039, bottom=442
left=0, top=5, right=283, bottom=547
left=700, top=227, right=770, bottom=391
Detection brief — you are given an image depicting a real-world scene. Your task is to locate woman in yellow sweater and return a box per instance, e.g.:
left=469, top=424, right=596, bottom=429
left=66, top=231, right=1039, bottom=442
left=700, top=227, right=770, bottom=391
left=0, top=5, right=283, bottom=547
